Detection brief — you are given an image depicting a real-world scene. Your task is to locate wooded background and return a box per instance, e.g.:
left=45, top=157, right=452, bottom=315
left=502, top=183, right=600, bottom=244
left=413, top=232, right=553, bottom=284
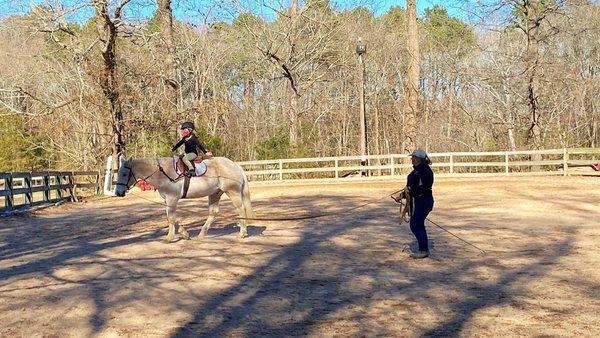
left=0, top=0, right=598, bottom=171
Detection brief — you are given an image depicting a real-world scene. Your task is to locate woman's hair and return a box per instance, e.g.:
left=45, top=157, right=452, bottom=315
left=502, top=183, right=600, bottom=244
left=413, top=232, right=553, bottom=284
left=424, top=156, right=432, bottom=165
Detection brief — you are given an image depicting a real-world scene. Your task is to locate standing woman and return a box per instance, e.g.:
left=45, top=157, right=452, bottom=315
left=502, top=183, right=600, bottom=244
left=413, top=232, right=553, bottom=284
left=396, top=149, right=435, bottom=258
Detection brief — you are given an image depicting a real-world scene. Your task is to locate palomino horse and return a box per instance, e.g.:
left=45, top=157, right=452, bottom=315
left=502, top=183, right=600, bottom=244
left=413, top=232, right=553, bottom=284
left=114, top=157, right=254, bottom=241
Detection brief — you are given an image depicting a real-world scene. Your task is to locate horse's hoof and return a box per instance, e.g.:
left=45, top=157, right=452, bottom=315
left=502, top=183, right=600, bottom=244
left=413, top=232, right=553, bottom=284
left=239, top=233, right=249, bottom=239
left=165, top=235, right=175, bottom=243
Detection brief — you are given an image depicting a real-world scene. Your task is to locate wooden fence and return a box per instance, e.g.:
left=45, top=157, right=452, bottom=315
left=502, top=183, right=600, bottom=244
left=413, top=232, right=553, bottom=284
left=1, top=148, right=598, bottom=214
left=238, top=148, right=600, bottom=183
left=0, top=171, right=101, bottom=214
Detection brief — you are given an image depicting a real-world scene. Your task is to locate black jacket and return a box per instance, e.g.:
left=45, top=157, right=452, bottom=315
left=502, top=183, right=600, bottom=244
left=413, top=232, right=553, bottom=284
left=406, top=162, right=434, bottom=198
left=171, top=134, right=207, bottom=155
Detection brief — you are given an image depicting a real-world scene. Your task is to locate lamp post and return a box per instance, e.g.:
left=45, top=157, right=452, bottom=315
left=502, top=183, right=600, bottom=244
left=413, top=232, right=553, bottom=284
left=356, top=39, right=368, bottom=175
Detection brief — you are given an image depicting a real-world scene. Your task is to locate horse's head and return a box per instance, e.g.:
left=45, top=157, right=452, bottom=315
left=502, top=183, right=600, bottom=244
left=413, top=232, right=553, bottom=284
left=115, top=159, right=135, bottom=197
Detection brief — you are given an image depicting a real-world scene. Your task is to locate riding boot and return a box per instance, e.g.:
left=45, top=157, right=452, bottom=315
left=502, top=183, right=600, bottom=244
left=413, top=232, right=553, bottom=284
left=185, top=169, right=195, bottom=177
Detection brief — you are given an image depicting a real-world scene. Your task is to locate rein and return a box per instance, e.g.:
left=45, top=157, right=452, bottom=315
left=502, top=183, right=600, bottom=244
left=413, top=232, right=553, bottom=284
left=157, top=162, right=184, bottom=183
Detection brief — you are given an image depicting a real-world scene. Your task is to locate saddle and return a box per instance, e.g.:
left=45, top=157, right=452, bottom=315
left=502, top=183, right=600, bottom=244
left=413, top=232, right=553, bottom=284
left=174, top=155, right=207, bottom=177
left=173, top=156, right=208, bottom=199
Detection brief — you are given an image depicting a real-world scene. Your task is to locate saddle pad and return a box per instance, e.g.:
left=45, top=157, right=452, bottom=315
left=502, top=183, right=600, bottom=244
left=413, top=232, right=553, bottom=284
left=195, top=162, right=208, bottom=176
left=174, top=157, right=208, bottom=177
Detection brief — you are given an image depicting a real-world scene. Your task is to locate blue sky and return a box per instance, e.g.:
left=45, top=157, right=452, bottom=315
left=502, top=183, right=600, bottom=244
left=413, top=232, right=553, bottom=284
left=0, top=0, right=474, bottom=25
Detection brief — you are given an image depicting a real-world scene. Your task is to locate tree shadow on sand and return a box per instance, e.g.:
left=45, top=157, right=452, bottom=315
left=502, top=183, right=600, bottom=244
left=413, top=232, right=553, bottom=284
left=170, top=195, right=580, bottom=337
left=0, top=191, right=590, bottom=337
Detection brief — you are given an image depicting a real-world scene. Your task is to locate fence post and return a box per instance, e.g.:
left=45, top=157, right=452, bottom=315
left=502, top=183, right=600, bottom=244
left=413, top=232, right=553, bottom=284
left=335, top=158, right=339, bottom=179
left=43, top=173, right=50, bottom=202
left=95, top=170, right=101, bottom=195
left=103, top=155, right=114, bottom=196
left=389, top=155, right=395, bottom=177
left=563, top=148, right=569, bottom=176
left=505, top=152, right=509, bottom=175
left=5, top=174, right=13, bottom=210
left=278, top=160, right=283, bottom=181
left=67, top=173, right=76, bottom=202
left=449, top=154, right=454, bottom=174
left=56, top=174, right=63, bottom=199
left=24, top=173, right=33, bottom=206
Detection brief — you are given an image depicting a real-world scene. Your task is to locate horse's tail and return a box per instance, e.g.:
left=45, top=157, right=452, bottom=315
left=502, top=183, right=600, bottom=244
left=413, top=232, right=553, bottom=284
left=240, top=169, right=255, bottom=219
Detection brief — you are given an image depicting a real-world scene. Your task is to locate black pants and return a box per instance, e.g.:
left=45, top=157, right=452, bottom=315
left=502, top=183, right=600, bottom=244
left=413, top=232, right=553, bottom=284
left=410, top=195, right=434, bottom=251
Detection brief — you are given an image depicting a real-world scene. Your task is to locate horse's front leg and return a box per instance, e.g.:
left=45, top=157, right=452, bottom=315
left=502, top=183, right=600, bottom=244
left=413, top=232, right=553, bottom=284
left=165, top=199, right=183, bottom=242
left=165, top=198, right=189, bottom=241
left=165, top=203, right=177, bottom=242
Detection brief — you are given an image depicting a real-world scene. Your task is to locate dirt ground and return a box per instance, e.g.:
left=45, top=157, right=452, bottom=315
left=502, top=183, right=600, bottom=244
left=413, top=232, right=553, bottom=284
left=0, top=177, right=599, bottom=337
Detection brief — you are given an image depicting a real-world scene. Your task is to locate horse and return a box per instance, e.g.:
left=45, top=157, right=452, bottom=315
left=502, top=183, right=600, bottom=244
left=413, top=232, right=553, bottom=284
left=114, top=156, right=254, bottom=242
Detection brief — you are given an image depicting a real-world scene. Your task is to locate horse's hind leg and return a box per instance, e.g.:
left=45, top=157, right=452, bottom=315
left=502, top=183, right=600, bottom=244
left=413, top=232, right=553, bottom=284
left=199, top=191, right=223, bottom=239
left=225, top=191, right=248, bottom=238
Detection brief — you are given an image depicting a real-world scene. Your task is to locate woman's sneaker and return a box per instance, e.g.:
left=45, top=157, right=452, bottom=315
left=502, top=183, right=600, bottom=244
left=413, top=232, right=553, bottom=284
left=410, top=250, right=430, bottom=259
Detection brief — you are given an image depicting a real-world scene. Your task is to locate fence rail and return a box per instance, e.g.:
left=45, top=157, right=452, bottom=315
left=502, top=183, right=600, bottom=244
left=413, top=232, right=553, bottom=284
left=0, top=171, right=101, bottom=214
left=238, top=148, right=600, bottom=183
left=1, top=148, right=598, bottom=214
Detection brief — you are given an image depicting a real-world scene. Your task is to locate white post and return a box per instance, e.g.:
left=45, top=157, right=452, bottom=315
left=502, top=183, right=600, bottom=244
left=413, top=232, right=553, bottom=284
left=505, top=152, right=509, bottom=175
left=563, top=148, right=568, bottom=176
left=449, top=154, right=454, bottom=174
left=335, top=158, right=339, bottom=179
left=278, top=159, right=283, bottom=181
left=361, top=154, right=367, bottom=176
left=103, top=156, right=115, bottom=196
left=389, top=155, right=395, bottom=177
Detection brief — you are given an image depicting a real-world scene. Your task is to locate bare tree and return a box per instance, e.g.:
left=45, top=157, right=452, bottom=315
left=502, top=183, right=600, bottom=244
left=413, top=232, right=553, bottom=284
left=157, top=0, right=179, bottom=107
left=1, top=1, right=599, bottom=171
left=92, top=0, right=131, bottom=158
left=239, top=1, right=343, bottom=147
left=404, top=0, right=420, bottom=152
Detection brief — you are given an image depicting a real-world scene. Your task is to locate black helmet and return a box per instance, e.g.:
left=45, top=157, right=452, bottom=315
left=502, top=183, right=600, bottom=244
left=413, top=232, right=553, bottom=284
left=180, top=121, right=195, bottom=130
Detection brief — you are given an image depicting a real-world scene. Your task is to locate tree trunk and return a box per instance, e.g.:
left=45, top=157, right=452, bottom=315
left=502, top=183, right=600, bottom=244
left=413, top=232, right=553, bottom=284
left=157, top=0, right=179, bottom=108
left=503, top=81, right=517, bottom=151
left=404, top=0, right=420, bottom=152
left=288, top=0, right=300, bottom=147
left=289, top=93, right=299, bottom=146
left=447, top=77, right=455, bottom=141
left=525, top=0, right=542, bottom=148
left=374, top=104, right=381, bottom=156
left=93, top=0, right=128, bottom=160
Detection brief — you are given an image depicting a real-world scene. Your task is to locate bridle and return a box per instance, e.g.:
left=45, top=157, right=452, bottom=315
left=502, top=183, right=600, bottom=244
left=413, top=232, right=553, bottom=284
left=116, top=164, right=160, bottom=191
